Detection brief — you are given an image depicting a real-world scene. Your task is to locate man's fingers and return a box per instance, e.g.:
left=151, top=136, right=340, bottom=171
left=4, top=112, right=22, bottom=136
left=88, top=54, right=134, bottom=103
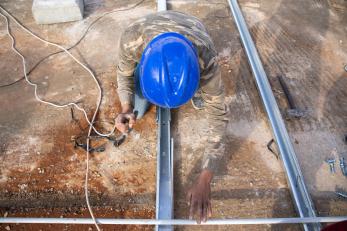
left=207, top=200, right=212, bottom=218
left=189, top=199, right=194, bottom=219
left=189, top=199, right=198, bottom=220
left=115, top=113, right=136, bottom=133
left=125, top=114, right=136, bottom=128
left=202, top=202, right=208, bottom=223
left=115, top=122, right=127, bottom=133
left=186, top=191, right=192, bottom=206
left=197, top=201, right=203, bottom=224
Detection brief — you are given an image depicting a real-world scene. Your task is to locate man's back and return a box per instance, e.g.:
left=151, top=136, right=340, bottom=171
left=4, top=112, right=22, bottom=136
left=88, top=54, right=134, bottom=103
left=119, top=11, right=217, bottom=78
left=115, top=12, right=227, bottom=222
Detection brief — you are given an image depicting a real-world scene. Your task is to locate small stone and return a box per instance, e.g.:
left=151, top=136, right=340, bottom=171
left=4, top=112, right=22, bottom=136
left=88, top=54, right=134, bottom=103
left=5, top=225, right=10, bottom=230
left=18, top=184, right=28, bottom=190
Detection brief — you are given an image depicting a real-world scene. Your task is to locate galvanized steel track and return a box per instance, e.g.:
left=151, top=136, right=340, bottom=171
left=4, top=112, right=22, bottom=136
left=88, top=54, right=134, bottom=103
left=156, top=107, right=174, bottom=231
left=155, top=0, right=173, bottom=230
left=227, top=0, right=320, bottom=230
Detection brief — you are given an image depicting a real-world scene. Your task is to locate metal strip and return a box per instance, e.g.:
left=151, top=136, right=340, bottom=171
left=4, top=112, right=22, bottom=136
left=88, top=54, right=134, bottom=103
left=227, top=0, right=320, bottom=230
left=0, top=217, right=346, bottom=225
left=156, top=0, right=171, bottom=230
left=156, top=107, right=173, bottom=231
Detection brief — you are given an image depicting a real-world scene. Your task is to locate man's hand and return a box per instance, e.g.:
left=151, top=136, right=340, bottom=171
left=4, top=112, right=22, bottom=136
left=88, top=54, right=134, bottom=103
left=187, top=170, right=213, bottom=224
left=115, top=104, right=136, bottom=133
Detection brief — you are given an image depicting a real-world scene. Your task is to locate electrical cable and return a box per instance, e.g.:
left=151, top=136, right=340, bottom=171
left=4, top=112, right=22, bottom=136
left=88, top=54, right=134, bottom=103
left=0, top=1, right=145, bottom=230
left=0, top=6, right=116, bottom=136
left=0, top=0, right=145, bottom=88
left=0, top=9, right=101, bottom=231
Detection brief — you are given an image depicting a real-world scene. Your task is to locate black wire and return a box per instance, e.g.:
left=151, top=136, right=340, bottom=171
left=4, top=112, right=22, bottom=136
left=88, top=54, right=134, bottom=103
left=0, top=0, right=146, bottom=88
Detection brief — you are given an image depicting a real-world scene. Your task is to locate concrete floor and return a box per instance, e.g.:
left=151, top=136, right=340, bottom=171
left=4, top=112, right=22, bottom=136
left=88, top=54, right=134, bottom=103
left=0, top=0, right=346, bottom=230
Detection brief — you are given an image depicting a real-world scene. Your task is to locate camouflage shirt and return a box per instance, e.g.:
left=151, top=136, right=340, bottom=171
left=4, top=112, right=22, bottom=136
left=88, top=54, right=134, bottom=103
left=117, top=11, right=227, bottom=172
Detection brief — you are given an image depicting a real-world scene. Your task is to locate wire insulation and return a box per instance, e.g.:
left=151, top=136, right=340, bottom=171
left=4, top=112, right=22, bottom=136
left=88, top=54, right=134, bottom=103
left=0, top=2, right=146, bottom=230
left=0, top=8, right=103, bottom=231
left=0, top=0, right=145, bottom=88
left=0, top=1, right=146, bottom=229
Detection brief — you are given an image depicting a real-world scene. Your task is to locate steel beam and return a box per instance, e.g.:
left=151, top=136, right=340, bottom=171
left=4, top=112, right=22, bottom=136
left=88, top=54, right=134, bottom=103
left=227, top=0, right=320, bottom=230
left=156, top=0, right=171, bottom=230
left=156, top=107, right=173, bottom=231
left=0, top=217, right=346, bottom=225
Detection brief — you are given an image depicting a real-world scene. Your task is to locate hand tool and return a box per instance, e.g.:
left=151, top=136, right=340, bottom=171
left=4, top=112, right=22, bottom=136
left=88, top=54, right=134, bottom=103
left=278, top=75, right=307, bottom=119
left=326, top=158, right=336, bottom=173
left=339, top=157, right=346, bottom=176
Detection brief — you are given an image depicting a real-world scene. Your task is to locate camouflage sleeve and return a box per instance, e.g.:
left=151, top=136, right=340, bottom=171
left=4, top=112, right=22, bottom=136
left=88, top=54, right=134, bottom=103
left=116, top=27, right=142, bottom=106
left=200, top=65, right=228, bottom=173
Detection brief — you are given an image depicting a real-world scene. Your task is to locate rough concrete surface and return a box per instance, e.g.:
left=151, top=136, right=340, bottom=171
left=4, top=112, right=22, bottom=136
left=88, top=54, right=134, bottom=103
left=0, top=0, right=346, bottom=230
left=32, top=0, right=84, bottom=24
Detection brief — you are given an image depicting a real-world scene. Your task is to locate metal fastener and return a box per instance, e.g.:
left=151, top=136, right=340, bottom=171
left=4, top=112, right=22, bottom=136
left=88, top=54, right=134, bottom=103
left=340, top=157, right=346, bottom=176
left=336, top=191, right=347, bottom=199
left=326, top=158, right=336, bottom=173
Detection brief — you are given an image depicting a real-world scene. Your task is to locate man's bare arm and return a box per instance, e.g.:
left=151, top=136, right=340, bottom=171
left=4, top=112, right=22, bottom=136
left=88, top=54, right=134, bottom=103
left=187, top=66, right=228, bottom=223
left=115, top=29, right=139, bottom=132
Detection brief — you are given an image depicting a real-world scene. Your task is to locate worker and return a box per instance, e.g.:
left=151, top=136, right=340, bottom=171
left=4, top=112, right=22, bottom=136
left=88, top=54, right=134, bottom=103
left=115, top=11, right=227, bottom=223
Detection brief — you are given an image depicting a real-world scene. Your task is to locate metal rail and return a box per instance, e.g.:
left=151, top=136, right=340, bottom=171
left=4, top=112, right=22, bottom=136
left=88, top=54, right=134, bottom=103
left=156, top=107, right=174, bottom=231
left=0, top=217, right=346, bottom=225
left=155, top=1, right=172, bottom=230
left=227, top=0, right=320, bottom=230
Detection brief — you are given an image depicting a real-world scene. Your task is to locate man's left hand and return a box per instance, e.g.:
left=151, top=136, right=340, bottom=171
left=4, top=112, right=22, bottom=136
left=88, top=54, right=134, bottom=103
left=186, top=170, right=213, bottom=224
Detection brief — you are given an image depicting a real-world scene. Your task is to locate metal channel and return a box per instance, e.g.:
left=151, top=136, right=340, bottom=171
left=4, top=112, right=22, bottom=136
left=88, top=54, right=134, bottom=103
left=156, top=1, right=172, bottom=231
left=1, top=217, right=346, bottom=225
left=227, top=0, right=320, bottom=230
left=156, top=107, right=173, bottom=231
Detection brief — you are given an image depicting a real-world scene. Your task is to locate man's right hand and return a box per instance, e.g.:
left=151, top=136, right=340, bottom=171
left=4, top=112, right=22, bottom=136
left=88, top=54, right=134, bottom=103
left=115, top=104, right=136, bottom=133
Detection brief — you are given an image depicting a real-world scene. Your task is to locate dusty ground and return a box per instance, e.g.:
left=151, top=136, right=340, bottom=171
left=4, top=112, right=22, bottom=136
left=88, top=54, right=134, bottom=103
left=236, top=0, right=347, bottom=216
left=0, top=0, right=346, bottom=230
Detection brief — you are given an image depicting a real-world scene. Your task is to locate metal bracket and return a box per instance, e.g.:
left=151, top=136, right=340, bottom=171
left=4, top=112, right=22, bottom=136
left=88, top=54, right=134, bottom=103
left=156, top=107, right=174, bottom=231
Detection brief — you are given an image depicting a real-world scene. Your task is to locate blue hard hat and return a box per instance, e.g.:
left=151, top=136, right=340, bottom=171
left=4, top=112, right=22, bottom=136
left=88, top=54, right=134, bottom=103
left=139, top=32, right=200, bottom=108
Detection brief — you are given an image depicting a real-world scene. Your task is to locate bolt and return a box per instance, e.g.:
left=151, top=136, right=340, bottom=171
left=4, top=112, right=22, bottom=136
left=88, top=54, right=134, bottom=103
left=336, top=191, right=347, bottom=199
left=326, top=158, right=336, bottom=173
left=340, top=157, right=346, bottom=176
